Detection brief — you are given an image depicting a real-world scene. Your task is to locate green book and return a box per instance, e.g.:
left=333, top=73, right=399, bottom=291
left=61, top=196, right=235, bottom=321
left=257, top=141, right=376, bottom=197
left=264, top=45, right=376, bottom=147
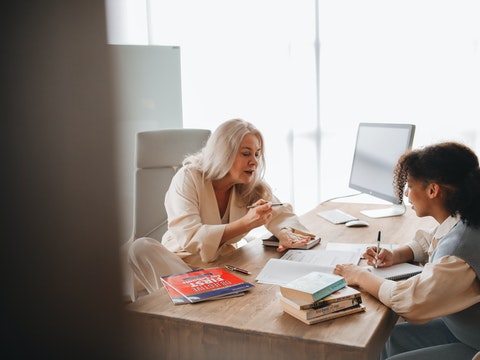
left=279, top=271, right=346, bottom=303
left=281, top=285, right=362, bottom=310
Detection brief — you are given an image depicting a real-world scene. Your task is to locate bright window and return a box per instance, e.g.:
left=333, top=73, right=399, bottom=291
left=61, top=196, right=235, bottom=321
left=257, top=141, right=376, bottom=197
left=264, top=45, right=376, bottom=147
left=106, top=0, right=480, bottom=215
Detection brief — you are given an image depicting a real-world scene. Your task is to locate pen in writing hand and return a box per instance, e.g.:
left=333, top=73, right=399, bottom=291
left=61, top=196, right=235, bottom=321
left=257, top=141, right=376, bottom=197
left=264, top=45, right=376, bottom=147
left=247, top=202, right=284, bottom=209
left=375, top=230, right=381, bottom=268
left=225, top=265, right=251, bottom=275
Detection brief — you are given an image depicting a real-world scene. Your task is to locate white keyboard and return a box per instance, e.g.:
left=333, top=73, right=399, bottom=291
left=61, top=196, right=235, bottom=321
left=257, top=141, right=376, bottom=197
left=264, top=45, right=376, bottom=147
left=317, top=209, right=358, bottom=224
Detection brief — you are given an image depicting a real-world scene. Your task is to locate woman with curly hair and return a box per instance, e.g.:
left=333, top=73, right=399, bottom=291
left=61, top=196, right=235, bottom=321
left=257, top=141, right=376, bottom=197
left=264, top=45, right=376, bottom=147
left=334, top=141, right=480, bottom=360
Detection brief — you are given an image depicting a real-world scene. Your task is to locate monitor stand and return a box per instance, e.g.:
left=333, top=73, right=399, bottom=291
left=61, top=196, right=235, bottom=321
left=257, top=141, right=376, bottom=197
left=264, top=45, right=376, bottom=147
left=360, top=203, right=406, bottom=218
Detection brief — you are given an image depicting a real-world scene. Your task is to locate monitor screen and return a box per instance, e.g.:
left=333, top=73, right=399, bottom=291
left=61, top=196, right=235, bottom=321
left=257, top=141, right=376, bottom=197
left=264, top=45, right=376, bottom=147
left=348, top=123, right=415, bottom=209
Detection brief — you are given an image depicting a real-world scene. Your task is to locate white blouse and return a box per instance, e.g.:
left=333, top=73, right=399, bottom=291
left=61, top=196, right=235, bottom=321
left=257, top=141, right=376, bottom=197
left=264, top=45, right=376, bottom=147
left=162, top=165, right=311, bottom=264
left=378, top=216, right=480, bottom=323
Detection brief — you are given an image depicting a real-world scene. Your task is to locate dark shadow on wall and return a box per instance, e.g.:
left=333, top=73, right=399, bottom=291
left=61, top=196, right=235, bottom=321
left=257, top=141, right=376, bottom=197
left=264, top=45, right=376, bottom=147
left=1, top=2, right=133, bottom=359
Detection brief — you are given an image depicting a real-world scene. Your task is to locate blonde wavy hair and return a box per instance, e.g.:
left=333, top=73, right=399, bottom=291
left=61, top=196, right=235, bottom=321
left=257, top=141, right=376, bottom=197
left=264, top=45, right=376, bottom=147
left=183, top=119, right=272, bottom=206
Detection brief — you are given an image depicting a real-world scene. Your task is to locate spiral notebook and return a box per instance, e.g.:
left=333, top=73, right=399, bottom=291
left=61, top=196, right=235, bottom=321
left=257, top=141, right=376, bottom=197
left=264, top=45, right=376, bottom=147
left=369, top=262, right=423, bottom=280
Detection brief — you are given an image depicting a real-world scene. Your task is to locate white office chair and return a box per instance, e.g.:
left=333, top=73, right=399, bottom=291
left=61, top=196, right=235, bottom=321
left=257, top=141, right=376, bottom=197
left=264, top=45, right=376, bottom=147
left=132, top=128, right=211, bottom=241
left=122, top=128, right=211, bottom=301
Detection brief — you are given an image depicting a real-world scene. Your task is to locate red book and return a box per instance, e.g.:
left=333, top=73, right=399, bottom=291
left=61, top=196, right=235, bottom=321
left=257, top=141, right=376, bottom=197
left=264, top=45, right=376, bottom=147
left=161, top=267, right=254, bottom=304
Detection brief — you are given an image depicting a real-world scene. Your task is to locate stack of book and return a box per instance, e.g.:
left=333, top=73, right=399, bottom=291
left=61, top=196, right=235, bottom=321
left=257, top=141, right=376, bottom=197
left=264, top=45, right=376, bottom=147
left=161, top=267, right=254, bottom=305
left=279, top=271, right=365, bottom=325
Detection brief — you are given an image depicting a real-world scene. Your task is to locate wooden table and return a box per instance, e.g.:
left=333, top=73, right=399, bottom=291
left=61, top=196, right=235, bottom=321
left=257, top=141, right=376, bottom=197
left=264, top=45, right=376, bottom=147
left=125, top=201, right=436, bottom=360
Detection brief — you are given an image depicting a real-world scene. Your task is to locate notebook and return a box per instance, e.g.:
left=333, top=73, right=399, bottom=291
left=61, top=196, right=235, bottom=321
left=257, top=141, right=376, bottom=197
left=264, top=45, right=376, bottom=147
left=262, top=235, right=321, bottom=250
left=369, top=262, right=423, bottom=280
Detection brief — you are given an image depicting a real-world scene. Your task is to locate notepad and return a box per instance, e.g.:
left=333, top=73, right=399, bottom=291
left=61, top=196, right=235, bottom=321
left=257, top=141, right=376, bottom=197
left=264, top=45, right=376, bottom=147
left=369, top=262, right=423, bottom=280
left=262, top=235, right=321, bottom=250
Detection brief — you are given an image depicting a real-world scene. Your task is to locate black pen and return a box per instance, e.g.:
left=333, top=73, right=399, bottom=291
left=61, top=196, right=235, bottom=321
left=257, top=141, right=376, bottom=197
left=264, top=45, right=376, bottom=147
left=247, top=202, right=284, bottom=209
left=225, top=264, right=251, bottom=275
left=375, top=230, right=381, bottom=268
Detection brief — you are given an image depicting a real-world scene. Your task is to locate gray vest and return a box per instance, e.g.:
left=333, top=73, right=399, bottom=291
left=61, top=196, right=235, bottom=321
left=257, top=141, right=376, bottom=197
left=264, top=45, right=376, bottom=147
left=431, top=221, right=480, bottom=349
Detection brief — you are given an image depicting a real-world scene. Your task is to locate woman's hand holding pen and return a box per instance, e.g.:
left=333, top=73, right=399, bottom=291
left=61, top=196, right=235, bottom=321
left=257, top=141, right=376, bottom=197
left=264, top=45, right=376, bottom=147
left=244, top=199, right=274, bottom=229
left=223, top=200, right=274, bottom=244
left=363, top=247, right=394, bottom=268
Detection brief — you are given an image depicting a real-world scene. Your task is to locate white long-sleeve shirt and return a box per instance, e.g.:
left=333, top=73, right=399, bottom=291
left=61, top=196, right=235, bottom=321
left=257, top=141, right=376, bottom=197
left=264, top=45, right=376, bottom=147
left=378, top=216, right=480, bottom=323
left=162, top=166, right=310, bottom=264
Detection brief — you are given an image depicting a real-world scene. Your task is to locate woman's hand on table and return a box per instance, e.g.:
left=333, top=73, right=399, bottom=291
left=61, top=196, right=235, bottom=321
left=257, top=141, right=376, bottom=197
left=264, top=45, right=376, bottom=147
left=276, top=228, right=311, bottom=252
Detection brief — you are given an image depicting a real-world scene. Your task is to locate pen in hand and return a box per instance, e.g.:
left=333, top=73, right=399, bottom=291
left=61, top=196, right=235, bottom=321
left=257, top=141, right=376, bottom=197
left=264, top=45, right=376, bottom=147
left=375, top=230, right=381, bottom=268
left=247, top=202, right=284, bottom=209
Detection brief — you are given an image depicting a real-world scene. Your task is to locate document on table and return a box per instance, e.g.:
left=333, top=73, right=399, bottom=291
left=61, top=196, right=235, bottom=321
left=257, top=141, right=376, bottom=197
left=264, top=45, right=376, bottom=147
left=280, top=249, right=362, bottom=265
left=255, top=249, right=362, bottom=286
left=325, top=242, right=400, bottom=255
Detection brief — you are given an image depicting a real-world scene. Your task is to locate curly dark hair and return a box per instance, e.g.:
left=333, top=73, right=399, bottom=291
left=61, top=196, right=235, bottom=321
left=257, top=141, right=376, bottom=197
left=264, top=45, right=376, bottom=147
left=393, top=141, right=480, bottom=227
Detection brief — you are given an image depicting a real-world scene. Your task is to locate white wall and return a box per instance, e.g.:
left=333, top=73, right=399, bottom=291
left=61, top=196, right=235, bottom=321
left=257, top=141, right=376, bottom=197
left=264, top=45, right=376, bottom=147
left=109, top=44, right=183, bottom=242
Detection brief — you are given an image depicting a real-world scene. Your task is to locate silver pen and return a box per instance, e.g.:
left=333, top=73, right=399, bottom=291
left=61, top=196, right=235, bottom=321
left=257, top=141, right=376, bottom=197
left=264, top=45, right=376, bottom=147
left=225, top=264, right=251, bottom=275
left=247, top=202, right=284, bottom=209
left=375, top=230, right=381, bottom=268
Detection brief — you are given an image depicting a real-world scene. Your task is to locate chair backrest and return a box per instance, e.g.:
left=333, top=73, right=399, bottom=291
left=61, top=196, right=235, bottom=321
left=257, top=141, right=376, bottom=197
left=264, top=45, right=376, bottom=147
left=132, top=128, right=211, bottom=241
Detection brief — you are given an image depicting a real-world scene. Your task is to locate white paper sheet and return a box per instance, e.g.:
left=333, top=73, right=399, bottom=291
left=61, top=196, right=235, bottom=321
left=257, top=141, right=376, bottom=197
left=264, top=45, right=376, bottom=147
left=255, top=249, right=362, bottom=285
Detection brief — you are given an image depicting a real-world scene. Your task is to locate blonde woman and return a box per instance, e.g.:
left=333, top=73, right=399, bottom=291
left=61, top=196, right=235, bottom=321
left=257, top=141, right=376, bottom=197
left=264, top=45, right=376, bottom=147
left=129, top=119, right=314, bottom=294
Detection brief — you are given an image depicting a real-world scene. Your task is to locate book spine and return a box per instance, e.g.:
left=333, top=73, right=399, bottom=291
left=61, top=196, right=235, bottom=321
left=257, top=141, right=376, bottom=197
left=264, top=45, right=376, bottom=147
left=184, top=282, right=253, bottom=302
left=304, top=294, right=360, bottom=310
left=304, top=297, right=362, bottom=319
left=305, top=304, right=366, bottom=325
left=312, top=280, right=347, bottom=302
left=283, top=304, right=366, bottom=325
left=280, top=295, right=363, bottom=319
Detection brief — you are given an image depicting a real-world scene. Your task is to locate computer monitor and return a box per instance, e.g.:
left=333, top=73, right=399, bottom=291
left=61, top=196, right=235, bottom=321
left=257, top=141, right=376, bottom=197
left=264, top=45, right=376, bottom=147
left=348, top=122, right=416, bottom=218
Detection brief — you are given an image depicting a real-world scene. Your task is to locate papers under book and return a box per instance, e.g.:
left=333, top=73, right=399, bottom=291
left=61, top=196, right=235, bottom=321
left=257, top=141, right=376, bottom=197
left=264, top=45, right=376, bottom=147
left=161, top=267, right=254, bottom=305
left=279, top=271, right=346, bottom=303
